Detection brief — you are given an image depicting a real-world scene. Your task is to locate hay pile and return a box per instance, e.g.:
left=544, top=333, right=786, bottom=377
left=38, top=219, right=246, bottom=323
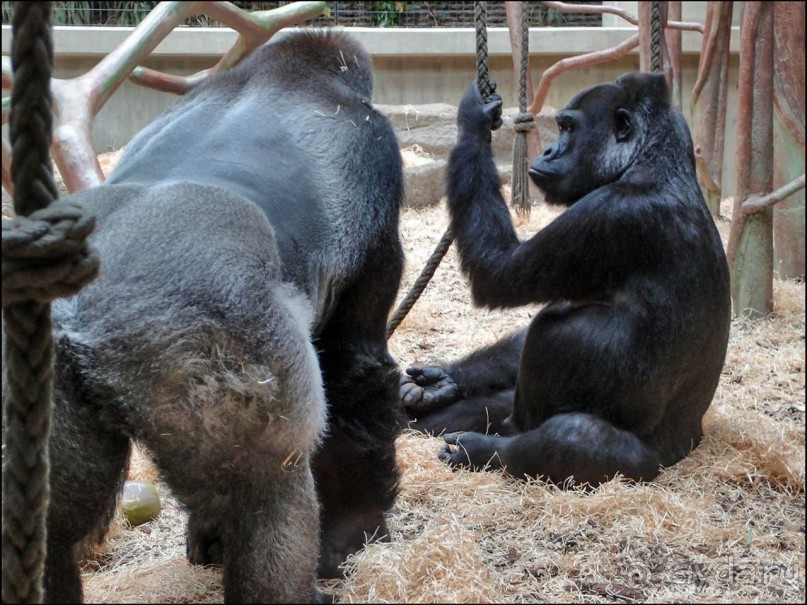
left=336, top=197, right=806, bottom=604
left=30, top=154, right=805, bottom=603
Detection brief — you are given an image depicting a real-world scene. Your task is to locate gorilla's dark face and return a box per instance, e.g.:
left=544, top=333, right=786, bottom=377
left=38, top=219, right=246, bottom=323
left=529, top=73, right=669, bottom=206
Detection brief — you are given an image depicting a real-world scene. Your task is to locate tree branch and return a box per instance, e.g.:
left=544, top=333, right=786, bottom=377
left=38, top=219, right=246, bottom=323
left=528, top=33, right=639, bottom=115
left=129, top=2, right=329, bottom=94
left=742, top=174, right=806, bottom=215
left=1, top=1, right=327, bottom=196
left=539, top=1, right=703, bottom=32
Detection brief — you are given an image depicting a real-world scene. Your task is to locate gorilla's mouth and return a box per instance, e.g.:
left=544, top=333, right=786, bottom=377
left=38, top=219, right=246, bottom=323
left=528, top=165, right=552, bottom=176
left=528, top=167, right=550, bottom=186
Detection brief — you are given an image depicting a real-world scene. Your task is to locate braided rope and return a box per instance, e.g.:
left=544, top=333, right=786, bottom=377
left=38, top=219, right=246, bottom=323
left=386, top=4, right=491, bottom=338
left=475, top=1, right=491, bottom=100
left=3, top=200, right=101, bottom=304
left=511, top=2, right=534, bottom=215
left=517, top=4, right=529, bottom=117
left=650, top=0, right=663, bottom=73
left=3, top=4, right=56, bottom=601
left=385, top=227, right=455, bottom=339
left=2, top=2, right=99, bottom=602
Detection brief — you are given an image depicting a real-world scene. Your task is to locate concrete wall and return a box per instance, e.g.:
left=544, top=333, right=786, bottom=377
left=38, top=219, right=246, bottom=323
left=2, top=21, right=742, bottom=194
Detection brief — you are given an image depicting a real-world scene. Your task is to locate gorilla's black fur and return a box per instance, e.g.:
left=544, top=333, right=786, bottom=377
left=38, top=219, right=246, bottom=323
left=402, top=73, right=731, bottom=487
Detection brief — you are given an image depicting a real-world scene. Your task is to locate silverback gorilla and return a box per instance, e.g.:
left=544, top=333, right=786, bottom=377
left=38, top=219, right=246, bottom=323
left=34, top=31, right=404, bottom=603
left=401, top=73, right=731, bottom=486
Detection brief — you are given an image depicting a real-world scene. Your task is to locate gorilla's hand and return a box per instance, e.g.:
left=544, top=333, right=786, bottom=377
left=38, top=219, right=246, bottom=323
left=439, top=432, right=506, bottom=471
left=399, top=366, right=461, bottom=412
left=457, top=79, right=503, bottom=142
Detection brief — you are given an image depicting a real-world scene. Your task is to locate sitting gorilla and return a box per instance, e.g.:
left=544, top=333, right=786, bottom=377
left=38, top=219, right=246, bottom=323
left=27, top=30, right=404, bottom=603
left=401, top=73, right=731, bottom=487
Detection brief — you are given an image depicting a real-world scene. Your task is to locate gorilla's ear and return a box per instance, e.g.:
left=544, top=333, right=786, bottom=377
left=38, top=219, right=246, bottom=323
left=615, top=108, right=633, bottom=142
left=616, top=72, right=670, bottom=106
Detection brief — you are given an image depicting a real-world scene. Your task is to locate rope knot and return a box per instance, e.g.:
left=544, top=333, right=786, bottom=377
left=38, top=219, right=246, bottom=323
left=513, top=111, right=536, bottom=132
left=2, top=199, right=100, bottom=306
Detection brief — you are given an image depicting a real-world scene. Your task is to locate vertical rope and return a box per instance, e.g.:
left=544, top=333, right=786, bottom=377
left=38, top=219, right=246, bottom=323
left=387, top=3, right=493, bottom=338
left=650, top=0, right=663, bottom=72
left=474, top=1, right=491, bottom=100
left=511, top=2, right=535, bottom=215
left=3, top=1, right=55, bottom=602
left=517, top=5, right=529, bottom=115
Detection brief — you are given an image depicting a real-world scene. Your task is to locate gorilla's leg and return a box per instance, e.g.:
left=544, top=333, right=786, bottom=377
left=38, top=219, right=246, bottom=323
left=441, top=412, right=663, bottom=485
left=182, top=465, right=319, bottom=601
left=44, top=363, right=131, bottom=603
left=314, top=341, right=401, bottom=578
left=222, top=466, right=320, bottom=602
left=440, top=306, right=676, bottom=485
left=137, top=287, right=325, bottom=602
left=313, top=254, right=403, bottom=579
left=407, top=389, right=514, bottom=435
left=313, top=420, right=396, bottom=578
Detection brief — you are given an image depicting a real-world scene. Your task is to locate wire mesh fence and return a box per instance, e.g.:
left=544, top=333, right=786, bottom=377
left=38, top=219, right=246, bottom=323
left=1, top=2, right=603, bottom=28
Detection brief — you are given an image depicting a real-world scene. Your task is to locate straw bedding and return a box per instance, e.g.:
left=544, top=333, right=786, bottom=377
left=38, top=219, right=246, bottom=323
left=16, top=151, right=804, bottom=603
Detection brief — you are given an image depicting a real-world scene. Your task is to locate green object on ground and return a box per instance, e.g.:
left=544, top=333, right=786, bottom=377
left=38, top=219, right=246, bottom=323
left=120, top=480, right=161, bottom=526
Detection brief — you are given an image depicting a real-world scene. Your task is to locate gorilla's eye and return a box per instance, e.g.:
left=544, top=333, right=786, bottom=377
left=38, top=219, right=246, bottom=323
left=558, top=121, right=574, bottom=134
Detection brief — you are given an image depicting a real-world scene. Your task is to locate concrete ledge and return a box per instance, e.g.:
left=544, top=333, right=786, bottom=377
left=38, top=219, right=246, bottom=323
left=2, top=25, right=741, bottom=58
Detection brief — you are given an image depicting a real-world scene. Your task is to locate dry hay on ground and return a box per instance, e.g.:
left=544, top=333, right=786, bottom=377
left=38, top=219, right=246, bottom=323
left=31, top=153, right=804, bottom=603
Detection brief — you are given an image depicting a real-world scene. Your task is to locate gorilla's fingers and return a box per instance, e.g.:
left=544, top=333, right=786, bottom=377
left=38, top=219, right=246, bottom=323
left=406, top=366, right=448, bottom=386
left=405, top=366, right=431, bottom=381
left=484, top=100, right=503, bottom=117
left=483, top=94, right=503, bottom=132
left=402, top=367, right=457, bottom=410
left=442, top=432, right=463, bottom=445
left=439, top=442, right=471, bottom=468
left=467, top=80, right=484, bottom=103
left=420, top=366, right=446, bottom=381
left=399, top=380, right=424, bottom=406
left=438, top=444, right=455, bottom=463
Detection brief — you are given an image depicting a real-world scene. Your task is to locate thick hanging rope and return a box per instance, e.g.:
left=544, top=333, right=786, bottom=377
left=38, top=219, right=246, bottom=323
left=474, top=1, right=491, bottom=99
left=650, top=0, right=663, bottom=73
left=385, top=226, right=455, bottom=339
left=2, top=2, right=99, bottom=602
left=510, top=2, right=535, bottom=215
left=386, top=2, right=491, bottom=339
